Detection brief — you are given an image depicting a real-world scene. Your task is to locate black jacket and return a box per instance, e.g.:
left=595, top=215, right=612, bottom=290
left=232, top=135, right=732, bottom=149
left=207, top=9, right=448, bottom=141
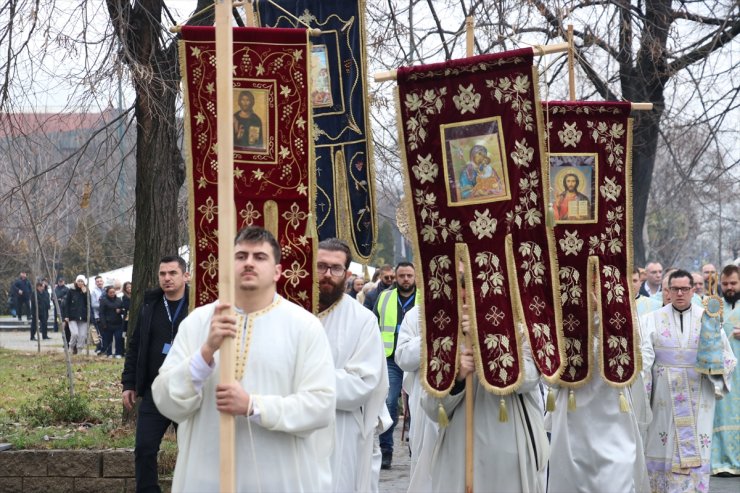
left=363, top=280, right=393, bottom=311
left=31, top=289, right=50, bottom=316
left=54, top=284, right=69, bottom=317
left=12, top=277, right=32, bottom=301
left=65, top=287, right=91, bottom=321
left=121, top=286, right=189, bottom=396
left=99, top=295, right=124, bottom=330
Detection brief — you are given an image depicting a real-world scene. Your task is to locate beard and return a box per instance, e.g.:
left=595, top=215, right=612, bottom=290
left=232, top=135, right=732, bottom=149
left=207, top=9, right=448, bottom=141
left=723, top=290, right=739, bottom=306
left=319, top=278, right=344, bottom=307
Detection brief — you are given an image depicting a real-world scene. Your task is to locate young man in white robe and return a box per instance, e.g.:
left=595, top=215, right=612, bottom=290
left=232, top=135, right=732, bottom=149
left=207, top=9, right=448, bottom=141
left=151, top=226, right=336, bottom=492
left=421, top=309, right=549, bottom=492
left=395, top=305, right=439, bottom=492
left=640, top=269, right=736, bottom=493
left=315, top=238, right=389, bottom=492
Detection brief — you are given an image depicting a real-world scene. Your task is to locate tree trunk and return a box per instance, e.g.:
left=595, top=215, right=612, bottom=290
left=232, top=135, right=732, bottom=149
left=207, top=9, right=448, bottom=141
left=106, top=0, right=213, bottom=331
left=624, top=0, right=671, bottom=266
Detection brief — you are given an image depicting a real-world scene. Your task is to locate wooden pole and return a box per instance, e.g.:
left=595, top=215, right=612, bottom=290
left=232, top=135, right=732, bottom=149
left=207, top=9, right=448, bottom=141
left=215, top=1, right=236, bottom=491
left=567, top=25, right=576, bottom=101
left=244, top=0, right=255, bottom=27
left=373, top=42, right=570, bottom=82
left=463, top=17, right=475, bottom=493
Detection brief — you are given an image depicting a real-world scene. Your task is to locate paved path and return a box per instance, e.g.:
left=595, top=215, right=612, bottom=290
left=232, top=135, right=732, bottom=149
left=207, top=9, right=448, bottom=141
left=1, top=329, right=737, bottom=492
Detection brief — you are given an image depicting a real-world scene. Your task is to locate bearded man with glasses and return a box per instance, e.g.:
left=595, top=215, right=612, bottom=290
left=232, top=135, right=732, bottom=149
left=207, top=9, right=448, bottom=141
left=315, top=238, right=389, bottom=492
left=639, top=269, right=737, bottom=491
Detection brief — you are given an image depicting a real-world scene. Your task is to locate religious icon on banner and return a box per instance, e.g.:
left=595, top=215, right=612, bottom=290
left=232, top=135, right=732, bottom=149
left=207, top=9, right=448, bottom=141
left=441, top=117, right=511, bottom=205
left=233, top=88, right=269, bottom=152
left=310, top=45, right=334, bottom=108
left=549, top=154, right=597, bottom=223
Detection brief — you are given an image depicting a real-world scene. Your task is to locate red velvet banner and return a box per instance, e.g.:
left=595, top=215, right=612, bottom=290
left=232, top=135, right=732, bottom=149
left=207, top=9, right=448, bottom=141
left=545, top=101, right=639, bottom=387
left=181, top=26, right=316, bottom=312
left=397, top=50, right=565, bottom=396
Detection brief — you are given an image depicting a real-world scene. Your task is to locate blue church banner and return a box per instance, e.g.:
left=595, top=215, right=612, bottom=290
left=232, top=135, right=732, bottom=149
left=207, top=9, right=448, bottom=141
left=258, top=0, right=377, bottom=261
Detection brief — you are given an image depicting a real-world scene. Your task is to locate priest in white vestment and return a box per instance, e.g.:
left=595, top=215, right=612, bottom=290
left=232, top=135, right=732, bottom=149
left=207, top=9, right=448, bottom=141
left=421, top=313, right=549, bottom=492
left=640, top=270, right=736, bottom=493
left=315, top=238, right=389, bottom=492
left=710, top=264, right=740, bottom=475
left=395, top=305, right=439, bottom=492
left=152, top=227, right=336, bottom=492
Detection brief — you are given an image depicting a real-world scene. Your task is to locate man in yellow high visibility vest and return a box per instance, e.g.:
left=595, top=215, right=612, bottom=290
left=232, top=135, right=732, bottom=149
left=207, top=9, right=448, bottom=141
left=374, top=261, right=417, bottom=470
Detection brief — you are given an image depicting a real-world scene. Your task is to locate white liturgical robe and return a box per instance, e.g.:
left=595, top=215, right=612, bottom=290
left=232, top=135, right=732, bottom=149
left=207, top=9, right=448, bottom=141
left=152, top=297, right=336, bottom=493
left=318, top=294, right=389, bottom=493
left=547, top=340, right=651, bottom=493
left=640, top=303, right=736, bottom=493
left=421, top=327, right=549, bottom=493
left=395, top=306, right=439, bottom=493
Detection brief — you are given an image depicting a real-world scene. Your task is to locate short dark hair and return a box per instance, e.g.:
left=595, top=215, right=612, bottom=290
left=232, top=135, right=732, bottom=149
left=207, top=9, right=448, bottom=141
left=562, top=173, right=579, bottom=190
left=235, top=226, right=281, bottom=263
left=35, top=281, right=44, bottom=288
left=379, top=264, right=393, bottom=273
left=317, top=238, right=352, bottom=268
left=160, top=255, right=188, bottom=273
left=395, top=261, right=415, bottom=271
left=95, top=275, right=103, bottom=280
left=668, top=269, right=692, bottom=286
left=123, top=281, right=132, bottom=292
left=721, top=264, right=739, bottom=279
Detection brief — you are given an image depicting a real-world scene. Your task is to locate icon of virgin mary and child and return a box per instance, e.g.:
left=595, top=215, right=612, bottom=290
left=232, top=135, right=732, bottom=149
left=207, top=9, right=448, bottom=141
left=459, top=145, right=504, bottom=200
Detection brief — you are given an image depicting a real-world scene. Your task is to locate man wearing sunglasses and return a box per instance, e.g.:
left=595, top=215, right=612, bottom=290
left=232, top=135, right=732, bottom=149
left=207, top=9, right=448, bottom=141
left=640, top=269, right=736, bottom=490
left=363, top=264, right=395, bottom=311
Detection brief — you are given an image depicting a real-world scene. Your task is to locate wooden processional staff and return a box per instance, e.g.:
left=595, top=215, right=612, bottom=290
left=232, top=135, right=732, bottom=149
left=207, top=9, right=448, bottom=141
left=214, top=0, right=236, bottom=491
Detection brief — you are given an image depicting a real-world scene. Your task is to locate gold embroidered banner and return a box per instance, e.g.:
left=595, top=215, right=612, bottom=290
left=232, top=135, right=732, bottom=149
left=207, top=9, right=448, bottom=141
left=182, top=26, right=317, bottom=312
left=257, top=0, right=377, bottom=262
left=545, top=101, right=639, bottom=388
left=397, top=50, right=565, bottom=396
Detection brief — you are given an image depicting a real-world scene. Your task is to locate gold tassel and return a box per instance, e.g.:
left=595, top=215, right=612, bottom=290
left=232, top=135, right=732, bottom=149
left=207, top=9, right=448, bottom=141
left=363, top=263, right=370, bottom=281
left=304, top=211, right=317, bottom=238
left=619, top=391, right=629, bottom=413
left=568, top=389, right=576, bottom=411
left=264, top=200, right=279, bottom=238
left=546, top=204, right=555, bottom=228
left=546, top=387, right=556, bottom=412
left=498, top=397, right=508, bottom=422
left=437, top=402, right=449, bottom=428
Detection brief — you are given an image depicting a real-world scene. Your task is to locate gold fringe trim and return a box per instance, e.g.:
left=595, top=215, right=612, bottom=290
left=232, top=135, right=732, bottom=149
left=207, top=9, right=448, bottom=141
left=532, top=69, right=566, bottom=385
left=264, top=200, right=279, bottom=239
left=394, top=87, right=448, bottom=398
left=181, top=37, right=199, bottom=311
left=619, top=391, right=630, bottom=413
left=695, top=367, right=729, bottom=376
left=438, top=401, right=449, bottom=428
left=568, top=389, right=576, bottom=411
left=546, top=387, right=556, bottom=412
left=499, top=397, right=508, bottom=422
left=363, top=263, right=370, bottom=281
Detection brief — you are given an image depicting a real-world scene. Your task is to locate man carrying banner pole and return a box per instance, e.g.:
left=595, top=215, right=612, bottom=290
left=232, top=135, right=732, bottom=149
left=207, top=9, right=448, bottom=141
left=152, top=226, right=336, bottom=491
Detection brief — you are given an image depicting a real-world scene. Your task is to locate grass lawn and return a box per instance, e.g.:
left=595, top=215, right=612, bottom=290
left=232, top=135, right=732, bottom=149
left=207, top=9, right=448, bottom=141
left=0, top=348, right=177, bottom=474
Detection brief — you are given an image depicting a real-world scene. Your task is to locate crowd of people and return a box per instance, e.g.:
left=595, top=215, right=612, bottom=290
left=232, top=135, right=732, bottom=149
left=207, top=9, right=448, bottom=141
left=8, top=271, right=131, bottom=357
left=8, top=239, right=738, bottom=493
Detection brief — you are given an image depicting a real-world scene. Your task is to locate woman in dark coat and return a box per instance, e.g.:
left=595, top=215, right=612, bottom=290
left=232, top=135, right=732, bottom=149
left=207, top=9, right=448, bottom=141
left=64, top=275, right=91, bottom=354
left=99, top=286, right=124, bottom=357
